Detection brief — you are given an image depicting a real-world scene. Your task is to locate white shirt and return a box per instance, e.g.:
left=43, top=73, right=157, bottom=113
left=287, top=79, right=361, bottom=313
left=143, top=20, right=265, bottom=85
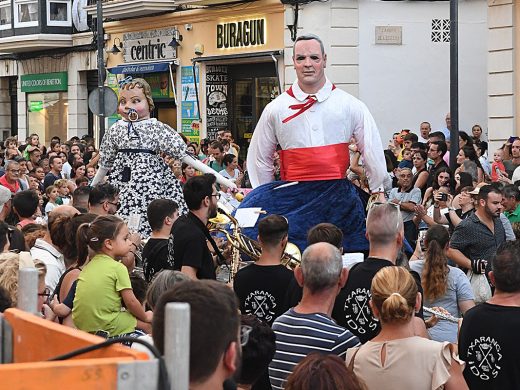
left=247, top=79, right=387, bottom=191
left=30, top=238, right=65, bottom=292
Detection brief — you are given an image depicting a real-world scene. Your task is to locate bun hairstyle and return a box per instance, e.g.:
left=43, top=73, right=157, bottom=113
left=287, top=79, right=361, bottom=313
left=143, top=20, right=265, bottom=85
left=371, top=267, right=417, bottom=324
left=76, top=215, right=126, bottom=264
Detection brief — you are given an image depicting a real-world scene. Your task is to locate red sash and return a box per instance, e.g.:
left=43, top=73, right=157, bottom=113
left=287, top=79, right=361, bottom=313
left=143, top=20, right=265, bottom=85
left=279, top=143, right=350, bottom=181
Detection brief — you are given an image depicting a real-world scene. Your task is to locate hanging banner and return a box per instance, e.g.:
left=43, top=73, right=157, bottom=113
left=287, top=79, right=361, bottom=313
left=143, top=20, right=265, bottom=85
left=206, top=65, right=228, bottom=140
left=181, top=66, right=200, bottom=143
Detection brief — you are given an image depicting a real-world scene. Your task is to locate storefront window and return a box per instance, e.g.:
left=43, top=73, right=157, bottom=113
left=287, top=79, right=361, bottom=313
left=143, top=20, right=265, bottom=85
left=0, top=0, right=11, bottom=28
left=14, top=0, right=38, bottom=27
left=27, top=92, right=68, bottom=145
left=47, top=0, right=71, bottom=26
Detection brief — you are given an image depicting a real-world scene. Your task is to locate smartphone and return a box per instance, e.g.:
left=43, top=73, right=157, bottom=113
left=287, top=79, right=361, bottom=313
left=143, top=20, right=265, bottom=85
left=508, top=136, right=519, bottom=144
left=495, top=166, right=501, bottom=175
left=418, top=229, right=428, bottom=251
left=439, top=193, right=448, bottom=201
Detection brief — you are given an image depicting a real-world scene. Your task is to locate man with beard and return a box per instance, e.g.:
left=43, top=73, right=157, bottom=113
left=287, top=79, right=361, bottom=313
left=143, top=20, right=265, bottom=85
left=169, top=174, right=220, bottom=280
left=152, top=280, right=241, bottom=390
left=449, top=184, right=506, bottom=275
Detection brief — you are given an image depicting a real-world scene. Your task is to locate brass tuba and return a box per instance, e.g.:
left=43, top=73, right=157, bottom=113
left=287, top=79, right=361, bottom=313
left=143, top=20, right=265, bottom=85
left=208, top=206, right=302, bottom=283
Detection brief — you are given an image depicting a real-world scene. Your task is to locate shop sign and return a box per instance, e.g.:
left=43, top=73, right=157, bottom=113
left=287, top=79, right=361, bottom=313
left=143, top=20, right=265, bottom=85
left=123, top=28, right=177, bottom=63
left=21, top=72, right=68, bottom=93
left=375, top=26, right=402, bottom=45
left=29, top=101, right=44, bottom=112
left=217, top=18, right=265, bottom=49
left=181, top=66, right=200, bottom=142
left=205, top=65, right=228, bottom=140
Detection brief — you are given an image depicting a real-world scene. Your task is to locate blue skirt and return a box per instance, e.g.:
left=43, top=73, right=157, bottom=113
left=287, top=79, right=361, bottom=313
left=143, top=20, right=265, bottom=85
left=236, top=179, right=369, bottom=253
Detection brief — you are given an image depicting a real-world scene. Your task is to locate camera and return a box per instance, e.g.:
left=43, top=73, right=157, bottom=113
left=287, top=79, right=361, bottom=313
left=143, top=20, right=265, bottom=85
left=438, top=193, right=448, bottom=201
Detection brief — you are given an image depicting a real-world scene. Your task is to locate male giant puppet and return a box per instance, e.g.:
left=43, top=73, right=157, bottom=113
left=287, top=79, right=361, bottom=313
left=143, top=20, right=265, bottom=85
left=240, top=34, right=387, bottom=252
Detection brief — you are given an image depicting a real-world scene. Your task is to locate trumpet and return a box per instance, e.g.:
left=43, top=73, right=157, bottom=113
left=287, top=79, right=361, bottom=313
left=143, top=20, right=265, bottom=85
left=208, top=206, right=302, bottom=282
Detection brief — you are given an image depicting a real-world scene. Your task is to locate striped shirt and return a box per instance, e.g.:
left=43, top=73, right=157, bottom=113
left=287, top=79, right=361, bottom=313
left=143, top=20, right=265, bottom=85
left=269, top=308, right=360, bottom=389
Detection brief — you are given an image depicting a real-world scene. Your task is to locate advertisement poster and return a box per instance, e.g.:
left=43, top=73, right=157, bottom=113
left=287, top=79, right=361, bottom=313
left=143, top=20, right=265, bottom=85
left=181, top=65, right=200, bottom=143
left=205, top=65, right=228, bottom=140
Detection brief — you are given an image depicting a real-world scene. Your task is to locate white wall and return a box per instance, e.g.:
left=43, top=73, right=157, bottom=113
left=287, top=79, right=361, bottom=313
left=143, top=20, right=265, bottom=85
left=359, top=0, right=488, bottom=145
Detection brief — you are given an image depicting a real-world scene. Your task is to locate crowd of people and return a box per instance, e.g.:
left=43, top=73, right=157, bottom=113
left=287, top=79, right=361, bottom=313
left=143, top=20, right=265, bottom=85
left=0, top=121, right=518, bottom=390
left=2, top=33, right=520, bottom=390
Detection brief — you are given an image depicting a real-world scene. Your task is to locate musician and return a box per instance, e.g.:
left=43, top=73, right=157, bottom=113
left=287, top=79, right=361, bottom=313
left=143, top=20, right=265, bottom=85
left=168, top=174, right=222, bottom=280
left=233, top=215, right=294, bottom=326
left=242, top=33, right=386, bottom=252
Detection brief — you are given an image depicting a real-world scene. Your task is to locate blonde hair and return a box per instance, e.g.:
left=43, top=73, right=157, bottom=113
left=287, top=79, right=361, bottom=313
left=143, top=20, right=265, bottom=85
left=0, top=252, right=46, bottom=306
left=54, top=179, right=69, bottom=188
left=371, top=266, right=417, bottom=324
left=119, top=78, right=155, bottom=111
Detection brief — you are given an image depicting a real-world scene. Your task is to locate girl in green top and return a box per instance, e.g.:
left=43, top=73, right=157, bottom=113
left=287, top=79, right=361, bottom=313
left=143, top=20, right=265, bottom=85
left=72, top=215, right=152, bottom=336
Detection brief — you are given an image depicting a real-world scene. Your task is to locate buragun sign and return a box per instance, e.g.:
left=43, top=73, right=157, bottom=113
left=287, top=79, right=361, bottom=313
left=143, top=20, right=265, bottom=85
left=216, top=19, right=266, bottom=49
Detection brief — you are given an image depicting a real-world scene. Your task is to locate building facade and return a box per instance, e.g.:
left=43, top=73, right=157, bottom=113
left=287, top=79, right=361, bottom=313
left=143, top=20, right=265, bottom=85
left=103, top=0, right=284, bottom=157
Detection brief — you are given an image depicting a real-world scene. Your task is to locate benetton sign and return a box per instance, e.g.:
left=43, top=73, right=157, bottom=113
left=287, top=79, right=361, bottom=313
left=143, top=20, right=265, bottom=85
left=21, top=72, right=68, bottom=93
left=217, top=18, right=266, bottom=49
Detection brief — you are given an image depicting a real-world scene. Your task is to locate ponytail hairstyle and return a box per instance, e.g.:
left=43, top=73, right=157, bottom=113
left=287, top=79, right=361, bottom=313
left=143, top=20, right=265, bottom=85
left=50, top=213, right=97, bottom=264
left=76, top=215, right=126, bottom=265
left=371, top=266, right=417, bottom=324
left=422, top=225, right=450, bottom=300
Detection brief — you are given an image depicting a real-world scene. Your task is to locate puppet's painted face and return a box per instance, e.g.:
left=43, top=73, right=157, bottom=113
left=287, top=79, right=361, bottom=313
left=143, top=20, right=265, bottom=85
left=118, top=87, right=150, bottom=121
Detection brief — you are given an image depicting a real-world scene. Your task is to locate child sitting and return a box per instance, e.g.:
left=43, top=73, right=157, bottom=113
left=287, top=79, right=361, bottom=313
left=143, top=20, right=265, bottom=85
left=54, top=179, right=71, bottom=205
left=491, top=148, right=506, bottom=182
left=72, top=215, right=153, bottom=338
left=44, top=185, right=59, bottom=216
left=398, top=148, right=413, bottom=169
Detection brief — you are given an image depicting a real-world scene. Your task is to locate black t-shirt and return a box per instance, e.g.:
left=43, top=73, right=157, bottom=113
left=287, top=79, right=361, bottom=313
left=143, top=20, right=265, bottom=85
left=142, top=238, right=171, bottom=282
left=332, top=257, right=424, bottom=344
left=233, top=264, right=294, bottom=325
left=459, top=303, right=520, bottom=390
left=169, top=212, right=216, bottom=280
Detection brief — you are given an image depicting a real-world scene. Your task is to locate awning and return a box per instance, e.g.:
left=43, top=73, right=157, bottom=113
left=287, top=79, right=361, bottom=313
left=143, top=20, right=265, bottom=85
left=191, top=50, right=283, bottom=64
left=108, top=60, right=179, bottom=74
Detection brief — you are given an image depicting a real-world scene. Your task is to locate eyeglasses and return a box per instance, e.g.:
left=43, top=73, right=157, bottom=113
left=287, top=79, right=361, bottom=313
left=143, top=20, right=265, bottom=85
left=102, top=200, right=120, bottom=210
left=38, top=287, right=51, bottom=298
left=210, top=193, right=221, bottom=200
left=240, top=325, right=253, bottom=347
left=369, top=202, right=401, bottom=231
left=8, top=169, right=20, bottom=174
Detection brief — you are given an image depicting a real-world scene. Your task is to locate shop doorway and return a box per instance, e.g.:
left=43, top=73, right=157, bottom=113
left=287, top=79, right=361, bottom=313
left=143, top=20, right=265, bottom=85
left=228, top=63, right=278, bottom=161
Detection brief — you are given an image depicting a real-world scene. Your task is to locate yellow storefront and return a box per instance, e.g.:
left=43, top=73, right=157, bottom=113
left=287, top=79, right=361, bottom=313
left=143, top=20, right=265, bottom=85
left=104, top=0, right=284, bottom=156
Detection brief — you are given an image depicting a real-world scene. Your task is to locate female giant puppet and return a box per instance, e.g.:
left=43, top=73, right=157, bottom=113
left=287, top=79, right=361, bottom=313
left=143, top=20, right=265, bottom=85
left=92, top=78, right=235, bottom=235
left=239, top=34, right=387, bottom=252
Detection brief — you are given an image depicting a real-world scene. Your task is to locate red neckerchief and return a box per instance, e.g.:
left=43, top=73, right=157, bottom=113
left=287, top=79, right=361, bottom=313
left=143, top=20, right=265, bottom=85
left=282, top=85, right=336, bottom=124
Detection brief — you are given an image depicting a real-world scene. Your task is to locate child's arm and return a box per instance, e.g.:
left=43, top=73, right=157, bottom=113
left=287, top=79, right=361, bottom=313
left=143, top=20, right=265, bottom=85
left=121, top=289, right=153, bottom=323
left=49, top=295, right=72, bottom=317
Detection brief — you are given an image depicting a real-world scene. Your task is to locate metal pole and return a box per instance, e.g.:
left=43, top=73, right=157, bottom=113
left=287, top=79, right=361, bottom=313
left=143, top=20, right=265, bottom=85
left=96, top=0, right=106, bottom=141
left=449, top=0, right=459, bottom=171
left=164, top=302, right=190, bottom=390
left=17, top=268, right=38, bottom=314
